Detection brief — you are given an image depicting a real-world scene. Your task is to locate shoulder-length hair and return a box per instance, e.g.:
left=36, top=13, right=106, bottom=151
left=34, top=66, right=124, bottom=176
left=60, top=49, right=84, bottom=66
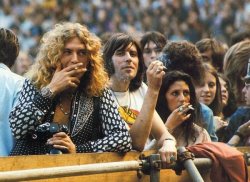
left=223, top=40, right=250, bottom=106
left=196, top=38, right=226, bottom=73
left=102, top=33, right=144, bottom=92
left=140, top=31, right=167, bottom=50
left=218, top=73, right=237, bottom=118
left=156, top=71, right=203, bottom=146
left=203, top=63, right=222, bottom=116
left=26, top=22, right=108, bottom=97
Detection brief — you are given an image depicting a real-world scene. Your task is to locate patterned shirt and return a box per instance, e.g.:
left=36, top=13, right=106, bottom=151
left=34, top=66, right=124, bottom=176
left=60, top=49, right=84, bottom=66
left=9, top=79, right=132, bottom=155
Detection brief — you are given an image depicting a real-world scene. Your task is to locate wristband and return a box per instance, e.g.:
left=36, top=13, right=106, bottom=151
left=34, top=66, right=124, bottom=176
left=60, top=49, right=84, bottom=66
left=235, top=131, right=244, bottom=141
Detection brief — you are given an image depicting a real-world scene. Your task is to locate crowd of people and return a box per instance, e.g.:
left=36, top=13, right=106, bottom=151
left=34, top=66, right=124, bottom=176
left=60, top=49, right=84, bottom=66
left=1, top=0, right=250, bottom=59
left=1, top=1, right=250, bottom=181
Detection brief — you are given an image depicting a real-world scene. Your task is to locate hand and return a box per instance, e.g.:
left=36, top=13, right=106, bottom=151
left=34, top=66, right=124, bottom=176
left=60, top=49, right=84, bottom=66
left=237, top=120, right=250, bottom=137
left=165, top=104, right=192, bottom=131
left=214, top=116, right=228, bottom=131
left=146, top=61, right=165, bottom=92
left=47, top=63, right=87, bottom=95
left=47, top=132, right=76, bottom=154
left=158, top=139, right=177, bottom=168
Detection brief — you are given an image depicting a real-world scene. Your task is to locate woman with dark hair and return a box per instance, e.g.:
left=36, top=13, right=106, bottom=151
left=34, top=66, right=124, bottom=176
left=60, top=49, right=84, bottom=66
left=103, top=33, right=177, bottom=164
left=159, top=40, right=218, bottom=142
left=218, top=74, right=237, bottom=121
left=215, top=73, right=237, bottom=141
left=156, top=71, right=210, bottom=146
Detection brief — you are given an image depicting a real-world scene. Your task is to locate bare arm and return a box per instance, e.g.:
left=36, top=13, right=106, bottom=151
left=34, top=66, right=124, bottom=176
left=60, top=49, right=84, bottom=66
left=129, top=61, right=165, bottom=151
left=150, top=111, right=177, bottom=164
left=227, top=120, right=250, bottom=146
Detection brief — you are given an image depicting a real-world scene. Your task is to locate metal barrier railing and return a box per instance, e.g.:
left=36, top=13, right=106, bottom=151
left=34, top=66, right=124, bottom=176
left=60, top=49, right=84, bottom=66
left=0, top=160, right=141, bottom=182
left=0, top=147, right=213, bottom=182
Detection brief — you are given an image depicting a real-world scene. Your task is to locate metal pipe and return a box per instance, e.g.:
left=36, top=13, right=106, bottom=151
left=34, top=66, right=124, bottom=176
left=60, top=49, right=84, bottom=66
left=192, top=158, right=212, bottom=169
left=149, top=154, right=160, bottom=182
left=178, top=147, right=204, bottom=182
left=0, top=160, right=141, bottom=182
left=0, top=154, right=213, bottom=182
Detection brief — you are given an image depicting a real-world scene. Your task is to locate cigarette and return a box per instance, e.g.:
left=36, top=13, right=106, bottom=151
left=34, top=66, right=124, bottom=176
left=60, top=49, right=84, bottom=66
left=188, top=105, right=195, bottom=110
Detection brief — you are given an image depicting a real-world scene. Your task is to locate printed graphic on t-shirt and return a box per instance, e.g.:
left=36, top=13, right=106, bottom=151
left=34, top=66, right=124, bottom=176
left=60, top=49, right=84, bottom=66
left=118, top=106, right=139, bottom=127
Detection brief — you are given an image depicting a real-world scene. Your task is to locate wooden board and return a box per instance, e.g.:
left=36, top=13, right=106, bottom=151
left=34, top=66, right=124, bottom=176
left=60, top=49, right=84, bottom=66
left=0, top=148, right=249, bottom=181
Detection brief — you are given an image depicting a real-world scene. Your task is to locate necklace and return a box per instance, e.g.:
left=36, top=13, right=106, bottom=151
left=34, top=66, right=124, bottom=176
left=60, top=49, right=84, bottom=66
left=111, top=89, right=134, bottom=125
left=58, top=95, right=73, bottom=115
left=111, top=89, right=131, bottom=108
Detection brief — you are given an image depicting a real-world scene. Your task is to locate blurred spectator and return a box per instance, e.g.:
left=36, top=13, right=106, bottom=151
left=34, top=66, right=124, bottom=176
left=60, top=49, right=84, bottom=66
left=223, top=40, right=250, bottom=143
left=1, top=0, right=250, bottom=59
left=11, top=51, right=33, bottom=76
left=196, top=38, right=227, bottom=73
left=230, top=29, right=250, bottom=46
left=140, top=31, right=167, bottom=68
left=223, top=40, right=250, bottom=106
left=0, top=28, right=24, bottom=156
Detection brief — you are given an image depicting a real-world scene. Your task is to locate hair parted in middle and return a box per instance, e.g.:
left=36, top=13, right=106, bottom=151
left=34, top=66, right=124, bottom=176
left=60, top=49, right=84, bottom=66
left=202, top=63, right=222, bottom=116
left=102, top=32, right=145, bottom=92
left=26, top=22, right=108, bottom=97
left=156, top=70, right=203, bottom=146
left=140, top=31, right=167, bottom=51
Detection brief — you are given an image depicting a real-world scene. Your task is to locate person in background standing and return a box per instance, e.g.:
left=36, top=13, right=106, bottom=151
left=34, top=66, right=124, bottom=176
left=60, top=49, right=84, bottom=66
left=196, top=38, right=227, bottom=73
left=140, top=31, right=167, bottom=68
left=223, top=40, right=250, bottom=142
left=0, top=28, right=24, bottom=156
left=11, top=51, right=33, bottom=76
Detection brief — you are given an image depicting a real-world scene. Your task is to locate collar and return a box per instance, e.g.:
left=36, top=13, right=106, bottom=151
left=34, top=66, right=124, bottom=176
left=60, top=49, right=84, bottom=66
left=0, top=63, right=10, bottom=71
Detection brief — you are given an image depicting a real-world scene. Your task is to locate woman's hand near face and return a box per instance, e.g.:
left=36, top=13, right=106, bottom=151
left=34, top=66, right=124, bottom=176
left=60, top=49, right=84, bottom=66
left=47, top=132, right=76, bottom=154
left=165, top=103, right=192, bottom=131
left=47, top=63, right=87, bottom=95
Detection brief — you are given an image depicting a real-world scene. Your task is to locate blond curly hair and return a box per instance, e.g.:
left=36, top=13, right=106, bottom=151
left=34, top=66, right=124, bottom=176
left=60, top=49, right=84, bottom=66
left=26, top=22, right=108, bottom=97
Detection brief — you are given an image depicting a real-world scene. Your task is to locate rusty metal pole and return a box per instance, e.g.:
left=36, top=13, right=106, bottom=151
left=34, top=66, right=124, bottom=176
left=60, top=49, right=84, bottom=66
left=148, top=154, right=161, bottom=182
left=178, top=147, right=204, bottom=182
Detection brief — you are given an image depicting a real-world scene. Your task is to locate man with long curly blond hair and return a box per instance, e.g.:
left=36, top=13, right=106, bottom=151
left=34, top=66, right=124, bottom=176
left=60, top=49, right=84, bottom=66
left=9, top=22, right=132, bottom=155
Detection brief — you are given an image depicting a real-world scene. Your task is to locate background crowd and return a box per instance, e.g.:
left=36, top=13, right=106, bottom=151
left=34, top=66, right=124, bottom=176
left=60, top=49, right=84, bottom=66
left=1, top=0, right=250, bottom=60
left=1, top=1, right=250, bottom=180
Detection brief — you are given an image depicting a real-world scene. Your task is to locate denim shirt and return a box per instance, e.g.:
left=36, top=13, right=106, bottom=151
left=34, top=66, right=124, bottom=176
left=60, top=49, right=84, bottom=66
left=224, top=107, right=250, bottom=145
left=0, top=63, right=24, bottom=156
left=200, top=103, right=218, bottom=142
